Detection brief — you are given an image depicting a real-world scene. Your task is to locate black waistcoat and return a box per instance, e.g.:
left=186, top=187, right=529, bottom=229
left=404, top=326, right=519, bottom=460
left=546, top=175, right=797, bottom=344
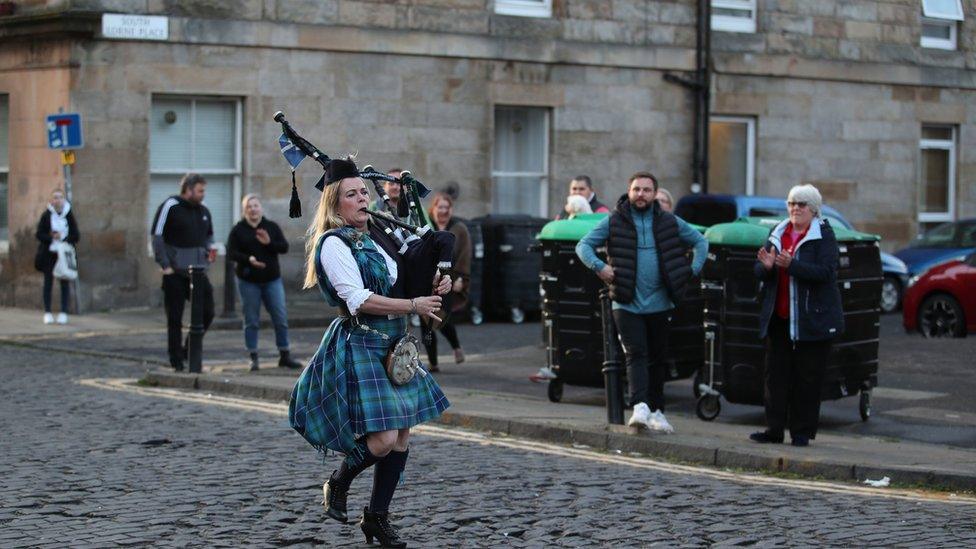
left=606, top=196, right=692, bottom=305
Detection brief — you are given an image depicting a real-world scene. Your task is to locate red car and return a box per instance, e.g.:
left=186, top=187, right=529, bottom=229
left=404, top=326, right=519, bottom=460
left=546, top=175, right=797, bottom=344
left=903, top=252, right=976, bottom=337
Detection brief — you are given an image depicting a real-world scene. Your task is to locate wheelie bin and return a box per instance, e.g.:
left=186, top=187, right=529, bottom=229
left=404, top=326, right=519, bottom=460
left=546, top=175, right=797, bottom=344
left=473, top=214, right=548, bottom=323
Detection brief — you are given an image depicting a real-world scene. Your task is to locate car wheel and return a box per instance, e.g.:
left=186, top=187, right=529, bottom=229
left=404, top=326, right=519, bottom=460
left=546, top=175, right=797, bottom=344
left=918, top=294, right=966, bottom=338
left=880, top=276, right=902, bottom=314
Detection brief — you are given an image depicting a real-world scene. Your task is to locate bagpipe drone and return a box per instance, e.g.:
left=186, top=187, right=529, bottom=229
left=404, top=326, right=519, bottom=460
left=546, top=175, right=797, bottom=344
left=274, top=111, right=456, bottom=328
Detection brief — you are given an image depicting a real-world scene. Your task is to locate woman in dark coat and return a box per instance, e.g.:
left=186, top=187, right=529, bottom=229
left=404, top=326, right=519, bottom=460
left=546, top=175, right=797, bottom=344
left=35, top=188, right=79, bottom=324
left=751, top=184, right=844, bottom=447
left=289, top=158, right=451, bottom=548
left=421, top=192, right=471, bottom=370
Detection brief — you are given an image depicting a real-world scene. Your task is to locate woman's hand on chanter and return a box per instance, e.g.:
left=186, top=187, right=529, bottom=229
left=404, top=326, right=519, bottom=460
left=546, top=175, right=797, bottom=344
left=412, top=295, right=443, bottom=320
left=433, top=272, right=452, bottom=296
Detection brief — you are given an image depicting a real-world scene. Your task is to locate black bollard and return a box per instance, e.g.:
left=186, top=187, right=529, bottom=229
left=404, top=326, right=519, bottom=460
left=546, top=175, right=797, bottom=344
left=599, top=288, right=625, bottom=425
left=187, top=266, right=204, bottom=374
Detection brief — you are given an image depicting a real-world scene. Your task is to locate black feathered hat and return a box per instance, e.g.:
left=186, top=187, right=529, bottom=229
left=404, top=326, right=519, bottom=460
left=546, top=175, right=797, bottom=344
left=315, top=158, right=360, bottom=191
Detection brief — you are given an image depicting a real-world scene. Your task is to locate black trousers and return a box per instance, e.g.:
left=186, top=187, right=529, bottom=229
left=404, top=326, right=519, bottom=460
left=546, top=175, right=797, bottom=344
left=421, top=321, right=461, bottom=367
left=163, top=272, right=215, bottom=363
left=42, top=268, right=70, bottom=313
left=612, top=309, right=671, bottom=411
left=764, top=315, right=831, bottom=439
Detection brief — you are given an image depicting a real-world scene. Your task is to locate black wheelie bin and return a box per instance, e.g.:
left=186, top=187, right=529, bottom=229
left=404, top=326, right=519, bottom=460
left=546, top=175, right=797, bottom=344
left=473, top=214, right=548, bottom=323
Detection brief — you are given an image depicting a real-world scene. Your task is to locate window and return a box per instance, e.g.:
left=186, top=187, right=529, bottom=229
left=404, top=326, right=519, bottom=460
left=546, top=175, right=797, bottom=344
left=918, top=125, right=956, bottom=223
left=494, top=0, right=552, bottom=18
left=492, top=106, right=549, bottom=216
left=913, top=221, right=957, bottom=247
left=708, top=116, right=756, bottom=195
left=712, top=0, right=756, bottom=33
left=148, top=96, right=241, bottom=252
left=921, top=0, right=964, bottom=50
left=0, top=94, right=8, bottom=247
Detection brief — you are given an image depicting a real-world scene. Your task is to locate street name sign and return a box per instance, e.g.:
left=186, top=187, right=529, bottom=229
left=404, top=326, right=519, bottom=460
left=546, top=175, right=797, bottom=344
left=102, top=13, right=169, bottom=41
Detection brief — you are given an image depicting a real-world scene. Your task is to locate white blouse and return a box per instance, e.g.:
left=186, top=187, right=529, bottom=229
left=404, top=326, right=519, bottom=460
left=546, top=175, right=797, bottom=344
left=320, top=235, right=398, bottom=315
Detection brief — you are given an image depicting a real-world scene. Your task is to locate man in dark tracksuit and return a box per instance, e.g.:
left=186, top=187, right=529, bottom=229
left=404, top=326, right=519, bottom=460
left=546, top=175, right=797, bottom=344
left=576, top=172, right=707, bottom=433
left=150, top=173, right=216, bottom=371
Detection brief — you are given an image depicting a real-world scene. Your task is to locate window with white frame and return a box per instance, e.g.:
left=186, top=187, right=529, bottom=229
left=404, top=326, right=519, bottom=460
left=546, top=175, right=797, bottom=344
left=148, top=96, right=241, bottom=252
left=918, top=125, right=956, bottom=223
left=921, top=0, right=964, bottom=50
left=0, top=94, right=8, bottom=246
left=492, top=106, right=549, bottom=216
left=495, top=0, right=552, bottom=18
left=712, top=0, right=756, bottom=33
left=709, top=116, right=756, bottom=195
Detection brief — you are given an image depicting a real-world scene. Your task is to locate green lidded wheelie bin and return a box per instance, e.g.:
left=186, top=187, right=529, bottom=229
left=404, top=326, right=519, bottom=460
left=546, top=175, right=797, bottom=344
left=696, top=217, right=881, bottom=421
left=537, top=214, right=706, bottom=403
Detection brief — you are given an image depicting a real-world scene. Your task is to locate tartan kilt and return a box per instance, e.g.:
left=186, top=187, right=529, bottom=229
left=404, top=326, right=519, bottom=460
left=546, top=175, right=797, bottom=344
left=289, top=314, right=449, bottom=455
left=345, top=315, right=450, bottom=435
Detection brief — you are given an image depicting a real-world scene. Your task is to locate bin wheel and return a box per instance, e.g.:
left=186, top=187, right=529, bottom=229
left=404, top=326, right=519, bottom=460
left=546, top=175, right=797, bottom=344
left=696, top=394, right=721, bottom=421
left=859, top=391, right=871, bottom=422
left=470, top=307, right=483, bottom=326
left=511, top=307, right=525, bottom=324
left=547, top=379, right=563, bottom=403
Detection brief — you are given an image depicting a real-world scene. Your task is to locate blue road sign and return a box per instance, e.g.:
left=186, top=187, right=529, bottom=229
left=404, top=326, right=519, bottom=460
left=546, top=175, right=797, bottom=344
left=46, top=113, right=84, bottom=150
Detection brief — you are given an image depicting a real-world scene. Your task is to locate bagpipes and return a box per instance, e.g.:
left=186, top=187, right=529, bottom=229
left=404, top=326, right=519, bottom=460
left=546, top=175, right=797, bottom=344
left=274, top=111, right=456, bottom=328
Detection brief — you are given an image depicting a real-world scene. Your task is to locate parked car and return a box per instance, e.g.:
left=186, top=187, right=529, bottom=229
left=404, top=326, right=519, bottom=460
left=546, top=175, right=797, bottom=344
left=674, top=194, right=909, bottom=313
left=894, top=218, right=976, bottom=278
left=902, top=252, right=976, bottom=338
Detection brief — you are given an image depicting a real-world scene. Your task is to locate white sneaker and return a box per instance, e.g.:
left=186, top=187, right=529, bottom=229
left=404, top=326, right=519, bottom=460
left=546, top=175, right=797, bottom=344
left=529, top=367, right=558, bottom=383
left=649, top=410, right=675, bottom=434
left=43, top=313, right=54, bottom=325
left=56, top=312, right=68, bottom=324
left=627, top=402, right=652, bottom=428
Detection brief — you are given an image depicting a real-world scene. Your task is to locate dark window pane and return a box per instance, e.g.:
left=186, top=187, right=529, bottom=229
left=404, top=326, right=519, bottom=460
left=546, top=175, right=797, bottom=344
left=919, top=148, right=949, bottom=213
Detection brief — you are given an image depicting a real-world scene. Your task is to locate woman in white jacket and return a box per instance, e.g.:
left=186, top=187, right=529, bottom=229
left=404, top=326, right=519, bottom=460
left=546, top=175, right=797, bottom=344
left=34, top=189, right=79, bottom=324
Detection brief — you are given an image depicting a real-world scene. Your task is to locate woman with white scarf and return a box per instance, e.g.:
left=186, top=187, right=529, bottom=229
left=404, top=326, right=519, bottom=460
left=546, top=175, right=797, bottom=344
left=35, top=188, right=79, bottom=324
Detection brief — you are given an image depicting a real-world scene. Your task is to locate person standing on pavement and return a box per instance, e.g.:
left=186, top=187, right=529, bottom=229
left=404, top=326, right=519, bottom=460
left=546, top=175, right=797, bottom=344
left=371, top=167, right=405, bottom=218
left=289, top=157, right=451, bottom=548
left=556, top=175, right=611, bottom=220
left=421, top=192, right=471, bottom=371
left=150, top=173, right=216, bottom=372
left=576, top=172, right=708, bottom=433
left=226, top=194, right=302, bottom=372
left=750, top=184, right=844, bottom=447
left=35, top=188, right=79, bottom=325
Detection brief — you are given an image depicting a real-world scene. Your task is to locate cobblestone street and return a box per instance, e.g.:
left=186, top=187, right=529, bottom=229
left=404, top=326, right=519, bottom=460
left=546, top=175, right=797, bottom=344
left=2, top=345, right=975, bottom=547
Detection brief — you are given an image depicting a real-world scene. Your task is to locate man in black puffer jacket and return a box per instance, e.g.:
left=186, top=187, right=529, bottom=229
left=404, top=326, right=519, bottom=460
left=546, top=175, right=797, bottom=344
left=576, top=172, right=708, bottom=433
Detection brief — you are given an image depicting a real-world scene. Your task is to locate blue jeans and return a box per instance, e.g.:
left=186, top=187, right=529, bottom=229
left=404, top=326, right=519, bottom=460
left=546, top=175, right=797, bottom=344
left=238, top=277, right=290, bottom=352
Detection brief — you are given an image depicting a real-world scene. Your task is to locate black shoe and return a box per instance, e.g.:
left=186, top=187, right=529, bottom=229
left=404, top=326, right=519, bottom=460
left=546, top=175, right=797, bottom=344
left=278, top=350, right=302, bottom=369
left=360, top=507, right=406, bottom=548
left=791, top=435, right=810, bottom=447
left=749, top=431, right=784, bottom=444
left=323, top=471, right=349, bottom=523
left=170, top=358, right=184, bottom=372
left=249, top=352, right=260, bottom=372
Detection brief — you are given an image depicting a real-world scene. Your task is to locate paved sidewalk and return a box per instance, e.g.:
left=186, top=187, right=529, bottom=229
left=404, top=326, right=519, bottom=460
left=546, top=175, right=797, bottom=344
left=0, top=302, right=334, bottom=340
left=143, top=362, right=976, bottom=493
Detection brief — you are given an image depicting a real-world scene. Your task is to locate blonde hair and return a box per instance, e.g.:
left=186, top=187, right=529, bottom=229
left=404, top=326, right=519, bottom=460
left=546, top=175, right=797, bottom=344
left=656, top=188, right=674, bottom=212
left=303, top=176, right=361, bottom=289
left=241, top=193, right=260, bottom=218
left=427, top=192, right=454, bottom=225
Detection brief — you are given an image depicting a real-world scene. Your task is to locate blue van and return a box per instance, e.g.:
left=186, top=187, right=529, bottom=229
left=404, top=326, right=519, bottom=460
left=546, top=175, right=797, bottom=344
left=674, top=194, right=908, bottom=313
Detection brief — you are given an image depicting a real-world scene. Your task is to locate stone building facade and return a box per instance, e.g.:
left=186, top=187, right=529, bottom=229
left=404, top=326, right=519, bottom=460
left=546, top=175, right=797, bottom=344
left=0, top=1, right=973, bottom=311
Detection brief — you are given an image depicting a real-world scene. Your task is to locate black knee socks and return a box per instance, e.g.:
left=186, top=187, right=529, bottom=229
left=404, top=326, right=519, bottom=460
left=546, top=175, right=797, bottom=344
left=369, top=448, right=409, bottom=514
left=333, top=440, right=382, bottom=489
